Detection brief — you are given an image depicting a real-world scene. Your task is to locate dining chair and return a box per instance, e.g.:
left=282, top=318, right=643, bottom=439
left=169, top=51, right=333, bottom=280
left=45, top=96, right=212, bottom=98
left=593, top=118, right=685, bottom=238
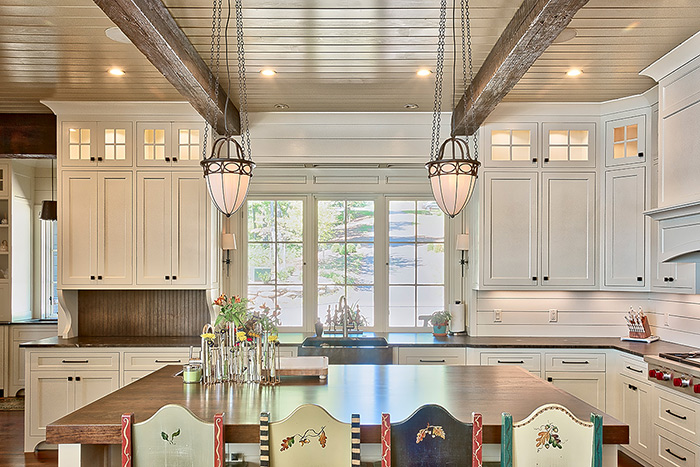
left=121, top=404, right=224, bottom=467
left=381, top=404, right=483, bottom=466
left=501, top=403, right=602, bottom=467
left=260, top=404, right=360, bottom=467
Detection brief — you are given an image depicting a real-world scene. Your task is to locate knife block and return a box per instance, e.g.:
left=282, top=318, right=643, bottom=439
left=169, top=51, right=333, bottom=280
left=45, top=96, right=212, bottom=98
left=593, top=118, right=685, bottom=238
left=627, top=316, right=651, bottom=339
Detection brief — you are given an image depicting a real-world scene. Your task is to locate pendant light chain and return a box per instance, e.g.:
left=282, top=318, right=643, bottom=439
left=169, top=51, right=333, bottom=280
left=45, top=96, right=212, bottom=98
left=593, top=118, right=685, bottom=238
left=430, top=0, right=448, bottom=162
left=203, top=0, right=223, bottom=159
left=235, top=0, right=252, bottom=160
left=461, top=0, right=478, bottom=158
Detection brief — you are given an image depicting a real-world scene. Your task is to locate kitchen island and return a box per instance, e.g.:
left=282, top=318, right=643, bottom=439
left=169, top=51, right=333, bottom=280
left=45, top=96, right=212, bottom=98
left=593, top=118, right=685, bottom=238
left=47, top=364, right=628, bottom=466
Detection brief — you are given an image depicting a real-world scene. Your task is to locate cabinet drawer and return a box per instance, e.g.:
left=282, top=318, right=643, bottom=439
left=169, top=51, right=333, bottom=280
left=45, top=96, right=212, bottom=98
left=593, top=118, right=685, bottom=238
left=654, top=386, right=700, bottom=445
left=653, top=425, right=699, bottom=467
left=123, top=351, right=190, bottom=371
left=544, top=352, right=606, bottom=372
left=621, top=354, right=648, bottom=381
left=30, top=352, right=120, bottom=371
left=398, top=348, right=466, bottom=365
left=479, top=352, right=541, bottom=372
left=123, top=370, right=156, bottom=386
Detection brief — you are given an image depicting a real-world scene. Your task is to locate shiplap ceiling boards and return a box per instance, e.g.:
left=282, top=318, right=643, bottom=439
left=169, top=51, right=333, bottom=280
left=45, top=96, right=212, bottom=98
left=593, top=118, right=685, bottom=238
left=0, top=0, right=699, bottom=114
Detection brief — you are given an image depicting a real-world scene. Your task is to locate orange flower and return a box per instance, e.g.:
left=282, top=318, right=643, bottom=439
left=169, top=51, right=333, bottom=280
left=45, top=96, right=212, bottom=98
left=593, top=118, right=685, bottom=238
left=234, top=295, right=242, bottom=303
left=213, top=295, right=225, bottom=306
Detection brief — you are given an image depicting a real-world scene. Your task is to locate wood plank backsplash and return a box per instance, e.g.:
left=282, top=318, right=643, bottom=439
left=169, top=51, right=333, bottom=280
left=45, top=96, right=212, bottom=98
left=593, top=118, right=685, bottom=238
left=78, top=290, right=210, bottom=337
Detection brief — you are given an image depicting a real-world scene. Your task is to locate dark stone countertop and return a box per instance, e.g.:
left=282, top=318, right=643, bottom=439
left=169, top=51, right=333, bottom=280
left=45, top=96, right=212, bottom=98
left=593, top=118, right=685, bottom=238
left=0, top=319, right=58, bottom=325
left=20, top=333, right=698, bottom=357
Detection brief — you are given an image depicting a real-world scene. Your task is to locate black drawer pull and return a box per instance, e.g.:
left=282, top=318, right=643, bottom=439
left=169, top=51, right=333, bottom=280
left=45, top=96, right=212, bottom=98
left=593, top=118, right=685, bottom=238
left=562, top=360, right=589, bottom=365
left=628, top=384, right=637, bottom=391
left=665, top=448, right=687, bottom=462
left=497, top=360, right=525, bottom=364
left=419, top=359, right=446, bottom=363
left=62, top=360, right=89, bottom=364
left=67, top=376, right=73, bottom=381
left=626, top=366, right=643, bottom=374
left=155, top=360, right=182, bottom=364
left=666, top=409, right=687, bottom=420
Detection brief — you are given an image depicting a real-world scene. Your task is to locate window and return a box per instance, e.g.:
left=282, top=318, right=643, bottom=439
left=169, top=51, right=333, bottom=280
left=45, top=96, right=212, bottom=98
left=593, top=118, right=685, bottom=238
left=41, top=221, right=58, bottom=319
left=317, top=200, right=375, bottom=327
left=388, top=200, right=445, bottom=327
left=247, top=200, right=304, bottom=326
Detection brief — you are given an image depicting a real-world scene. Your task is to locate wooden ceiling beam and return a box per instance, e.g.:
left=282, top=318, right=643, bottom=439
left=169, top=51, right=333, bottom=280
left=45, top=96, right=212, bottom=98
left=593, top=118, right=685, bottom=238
left=451, top=0, right=589, bottom=136
left=0, top=114, right=56, bottom=158
left=93, top=0, right=240, bottom=135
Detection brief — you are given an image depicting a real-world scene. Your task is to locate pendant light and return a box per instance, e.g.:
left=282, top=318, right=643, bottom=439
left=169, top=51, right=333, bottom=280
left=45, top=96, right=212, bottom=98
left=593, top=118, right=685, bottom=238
left=426, top=0, right=480, bottom=218
left=39, top=159, right=57, bottom=221
left=200, top=0, right=255, bottom=217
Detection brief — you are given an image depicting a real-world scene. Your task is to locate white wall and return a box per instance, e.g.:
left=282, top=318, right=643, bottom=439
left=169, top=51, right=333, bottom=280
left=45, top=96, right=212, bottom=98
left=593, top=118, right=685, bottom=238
left=31, top=161, right=55, bottom=317
left=11, top=161, right=34, bottom=320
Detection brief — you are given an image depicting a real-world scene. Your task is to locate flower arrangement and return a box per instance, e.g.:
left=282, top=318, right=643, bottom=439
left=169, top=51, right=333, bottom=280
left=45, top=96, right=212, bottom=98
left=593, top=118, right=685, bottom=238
left=213, top=294, right=249, bottom=328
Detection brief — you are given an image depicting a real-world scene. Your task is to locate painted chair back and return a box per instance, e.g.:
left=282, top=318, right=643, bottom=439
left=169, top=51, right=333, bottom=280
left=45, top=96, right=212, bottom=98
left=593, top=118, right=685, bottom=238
left=121, top=404, right=224, bottom=467
left=381, top=404, right=483, bottom=467
left=260, top=404, right=360, bottom=467
left=501, top=403, right=602, bottom=467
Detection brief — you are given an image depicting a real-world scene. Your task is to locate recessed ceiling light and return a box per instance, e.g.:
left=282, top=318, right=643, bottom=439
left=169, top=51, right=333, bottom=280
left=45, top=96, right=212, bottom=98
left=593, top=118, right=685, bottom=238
left=404, top=103, right=419, bottom=109
left=553, top=28, right=577, bottom=44
left=108, top=68, right=125, bottom=76
left=274, top=103, right=289, bottom=110
left=566, top=69, right=582, bottom=77
left=105, top=27, right=131, bottom=44
left=417, top=69, right=432, bottom=77
left=260, top=69, right=277, bottom=77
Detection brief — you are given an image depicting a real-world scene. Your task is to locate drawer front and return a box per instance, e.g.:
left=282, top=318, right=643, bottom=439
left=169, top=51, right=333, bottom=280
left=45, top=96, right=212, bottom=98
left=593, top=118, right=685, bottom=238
left=620, top=354, right=648, bottom=381
left=653, top=425, right=699, bottom=467
left=123, top=351, right=190, bottom=371
left=654, top=386, right=700, bottom=445
left=30, top=352, right=120, bottom=371
left=123, top=370, right=155, bottom=386
left=480, top=352, right=541, bottom=372
left=398, top=348, right=466, bottom=365
left=545, top=353, right=606, bottom=372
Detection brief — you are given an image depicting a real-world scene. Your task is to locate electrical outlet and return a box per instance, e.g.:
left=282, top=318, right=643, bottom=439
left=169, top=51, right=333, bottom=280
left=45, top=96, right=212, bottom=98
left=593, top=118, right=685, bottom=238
left=664, top=312, right=670, bottom=327
left=494, top=309, right=502, bottom=323
left=549, top=309, right=558, bottom=323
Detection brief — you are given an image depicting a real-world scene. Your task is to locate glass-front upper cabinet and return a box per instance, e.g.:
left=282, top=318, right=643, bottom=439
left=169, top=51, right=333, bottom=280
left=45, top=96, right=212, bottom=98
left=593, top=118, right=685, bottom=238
left=605, top=115, right=646, bottom=167
left=542, top=122, right=596, bottom=168
left=482, top=123, right=538, bottom=168
left=136, top=121, right=206, bottom=167
left=61, top=121, right=133, bottom=167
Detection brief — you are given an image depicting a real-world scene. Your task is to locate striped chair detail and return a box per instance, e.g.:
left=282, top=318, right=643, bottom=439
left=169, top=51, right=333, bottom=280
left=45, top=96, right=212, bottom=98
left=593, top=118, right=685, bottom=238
left=351, top=413, right=361, bottom=466
left=260, top=412, right=270, bottom=467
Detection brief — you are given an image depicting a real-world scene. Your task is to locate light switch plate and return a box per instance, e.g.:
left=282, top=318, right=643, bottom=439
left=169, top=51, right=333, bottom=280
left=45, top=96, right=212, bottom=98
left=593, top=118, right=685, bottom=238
left=549, top=309, right=558, bottom=322
left=664, top=312, right=670, bottom=327
left=494, top=309, right=502, bottom=323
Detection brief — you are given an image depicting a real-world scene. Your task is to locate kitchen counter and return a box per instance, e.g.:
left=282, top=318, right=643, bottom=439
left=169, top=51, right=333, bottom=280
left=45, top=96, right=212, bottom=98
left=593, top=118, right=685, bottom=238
left=0, top=319, right=58, bottom=325
left=23, top=333, right=698, bottom=358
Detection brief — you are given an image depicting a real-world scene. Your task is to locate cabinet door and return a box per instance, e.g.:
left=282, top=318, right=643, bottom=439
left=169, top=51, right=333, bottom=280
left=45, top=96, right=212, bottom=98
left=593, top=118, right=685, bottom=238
left=605, top=115, right=646, bottom=167
left=172, top=122, right=206, bottom=167
left=97, top=172, right=133, bottom=285
left=620, top=376, right=652, bottom=461
left=73, top=371, right=120, bottom=409
left=28, top=371, right=74, bottom=437
left=651, top=219, right=697, bottom=292
left=61, top=122, right=97, bottom=167
left=482, top=172, right=538, bottom=287
left=605, top=167, right=646, bottom=287
left=136, top=172, right=172, bottom=285
left=60, top=172, right=98, bottom=286
left=546, top=371, right=605, bottom=411
left=541, top=173, right=596, bottom=287
left=171, top=173, right=208, bottom=286
left=136, top=122, right=171, bottom=167
left=542, top=122, right=596, bottom=168
left=97, top=122, right=133, bottom=167
left=482, top=123, right=538, bottom=168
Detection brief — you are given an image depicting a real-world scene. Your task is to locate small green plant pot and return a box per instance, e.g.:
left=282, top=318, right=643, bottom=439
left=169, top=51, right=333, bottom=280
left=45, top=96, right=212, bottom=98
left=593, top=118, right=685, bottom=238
left=432, top=324, right=448, bottom=336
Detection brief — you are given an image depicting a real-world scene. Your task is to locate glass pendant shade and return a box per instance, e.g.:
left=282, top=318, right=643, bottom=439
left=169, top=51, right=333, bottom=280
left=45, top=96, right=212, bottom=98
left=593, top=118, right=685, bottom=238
left=426, top=137, right=480, bottom=218
left=201, top=136, right=255, bottom=217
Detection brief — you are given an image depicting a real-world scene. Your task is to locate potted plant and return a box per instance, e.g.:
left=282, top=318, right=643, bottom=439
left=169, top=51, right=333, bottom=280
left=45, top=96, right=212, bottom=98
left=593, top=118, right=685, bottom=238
left=429, top=310, right=452, bottom=337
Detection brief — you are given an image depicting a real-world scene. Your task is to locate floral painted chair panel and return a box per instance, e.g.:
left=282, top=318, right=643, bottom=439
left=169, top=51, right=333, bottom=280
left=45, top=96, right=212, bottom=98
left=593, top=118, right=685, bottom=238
left=381, top=404, right=483, bottom=467
left=501, top=403, right=602, bottom=467
left=121, top=404, right=224, bottom=467
left=260, top=404, right=360, bottom=467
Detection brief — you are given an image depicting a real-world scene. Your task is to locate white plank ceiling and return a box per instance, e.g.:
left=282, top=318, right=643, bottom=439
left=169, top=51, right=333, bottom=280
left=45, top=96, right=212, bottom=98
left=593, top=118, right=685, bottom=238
left=0, top=0, right=699, bottom=113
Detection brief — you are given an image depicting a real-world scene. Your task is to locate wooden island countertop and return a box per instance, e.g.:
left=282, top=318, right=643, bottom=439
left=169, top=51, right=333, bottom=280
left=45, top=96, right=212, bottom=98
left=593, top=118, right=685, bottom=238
left=46, top=364, right=627, bottom=446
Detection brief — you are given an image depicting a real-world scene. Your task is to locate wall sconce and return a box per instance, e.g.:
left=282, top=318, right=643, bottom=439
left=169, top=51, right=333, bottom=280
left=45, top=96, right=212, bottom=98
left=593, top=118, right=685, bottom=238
left=456, top=233, right=469, bottom=277
left=222, top=233, right=236, bottom=277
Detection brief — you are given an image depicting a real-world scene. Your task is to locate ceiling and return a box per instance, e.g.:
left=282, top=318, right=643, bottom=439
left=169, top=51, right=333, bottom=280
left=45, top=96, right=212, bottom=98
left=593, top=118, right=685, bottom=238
left=1, top=0, right=699, bottom=114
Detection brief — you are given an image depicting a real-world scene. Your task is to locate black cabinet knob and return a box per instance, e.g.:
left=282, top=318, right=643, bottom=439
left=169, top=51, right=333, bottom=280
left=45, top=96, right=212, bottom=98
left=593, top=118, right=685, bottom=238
left=165, top=157, right=171, bottom=162
left=173, top=157, right=178, bottom=162
left=97, top=275, right=103, bottom=280
left=547, top=377, right=553, bottom=382
left=67, top=376, right=73, bottom=381
left=664, top=277, right=669, bottom=282
left=669, top=277, right=675, bottom=282
left=532, top=276, right=537, bottom=281
left=544, top=157, right=549, bottom=163
left=532, top=157, right=537, bottom=163
left=165, top=275, right=170, bottom=280
left=543, top=276, right=549, bottom=281
left=637, top=277, right=643, bottom=282
left=90, top=275, right=95, bottom=280
left=76, top=376, right=81, bottom=381
left=97, top=157, right=103, bottom=161
left=90, top=157, right=95, bottom=162
left=172, top=275, right=177, bottom=280
left=638, top=152, right=644, bottom=158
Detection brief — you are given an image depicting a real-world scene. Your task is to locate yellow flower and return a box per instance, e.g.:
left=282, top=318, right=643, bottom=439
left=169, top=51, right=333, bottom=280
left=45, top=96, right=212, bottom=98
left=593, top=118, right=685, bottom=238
left=236, top=331, right=247, bottom=342
left=268, top=335, right=279, bottom=343
left=200, top=333, right=215, bottom=340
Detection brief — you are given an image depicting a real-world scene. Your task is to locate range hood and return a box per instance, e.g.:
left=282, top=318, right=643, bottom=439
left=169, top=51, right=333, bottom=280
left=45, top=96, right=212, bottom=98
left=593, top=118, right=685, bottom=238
left=646, top=202, right=700, bottom=263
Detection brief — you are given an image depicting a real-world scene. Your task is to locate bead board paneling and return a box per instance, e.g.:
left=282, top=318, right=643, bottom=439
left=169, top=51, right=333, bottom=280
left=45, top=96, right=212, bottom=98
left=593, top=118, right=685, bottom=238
left=647, top=294, right=700, bottom=347
left=78, top=290, right=209, bottom=337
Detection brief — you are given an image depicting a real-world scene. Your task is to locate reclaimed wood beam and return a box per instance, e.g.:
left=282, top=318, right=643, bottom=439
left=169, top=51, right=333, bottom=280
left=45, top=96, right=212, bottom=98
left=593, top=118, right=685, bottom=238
left=0, top=114, right=56, bottom=158
left=451, top=0, right=589, bottom=136
left=93, top=0, right=240, bottom=135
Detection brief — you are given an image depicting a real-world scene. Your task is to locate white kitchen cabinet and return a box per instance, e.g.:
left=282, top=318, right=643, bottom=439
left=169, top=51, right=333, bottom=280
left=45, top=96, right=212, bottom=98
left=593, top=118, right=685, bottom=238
left=482, top=122, right=538, bottom=168
left=60, top=171, right=133, bottom=287
left=0, top=326, right=6, bottom=395
left=479, top=351, right=541, bottom=377
left=652, top=425, right=699, bottom=467
left=605, top=114, right=646, bottom=167
left=397, top=347, right=466, bottom=365
left=620, top=375, right=653, bottom=461
left=546, top=371, right=606, bottom=411
left=61, top=121, right=133, bottom=168
left=122, top=350, right=189, bottom=386
left=604, top=167, right=646, bottom=288
left=9, top=325, right=56, bottom=396
left=136, top=121, right=205, bottom=167
left=651, top=218, right=699, bottom=293
left=541, top=122, right=596, bottom=168
left=136, top=172, right=208, bottom=287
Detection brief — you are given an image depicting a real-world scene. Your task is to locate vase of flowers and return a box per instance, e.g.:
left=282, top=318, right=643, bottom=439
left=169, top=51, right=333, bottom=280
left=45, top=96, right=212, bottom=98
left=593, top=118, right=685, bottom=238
left=429, top=310, right=452, bottom=337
